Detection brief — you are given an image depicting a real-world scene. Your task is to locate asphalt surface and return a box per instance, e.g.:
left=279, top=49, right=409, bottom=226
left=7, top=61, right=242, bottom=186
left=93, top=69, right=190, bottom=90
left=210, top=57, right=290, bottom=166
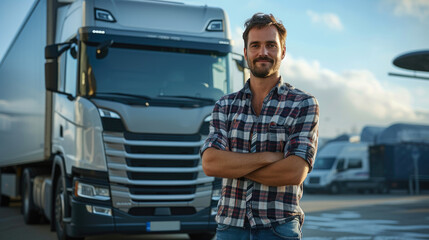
left=1, top=192, right=428, bottom=240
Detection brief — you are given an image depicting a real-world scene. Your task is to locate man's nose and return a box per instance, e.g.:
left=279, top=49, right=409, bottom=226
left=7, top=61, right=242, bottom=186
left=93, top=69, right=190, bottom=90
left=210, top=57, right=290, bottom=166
left=258, top=46, right=269, bottom=57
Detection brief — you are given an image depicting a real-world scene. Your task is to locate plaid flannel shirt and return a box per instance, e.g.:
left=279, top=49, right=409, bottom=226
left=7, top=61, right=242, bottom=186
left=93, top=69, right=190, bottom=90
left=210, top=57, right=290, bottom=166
left=201, top=78, right=319, bottom=228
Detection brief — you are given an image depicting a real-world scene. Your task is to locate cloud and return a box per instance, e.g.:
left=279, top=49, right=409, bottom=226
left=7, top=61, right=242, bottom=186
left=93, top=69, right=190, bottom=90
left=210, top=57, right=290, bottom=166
left=306, top=10, right=344, bottom=31
left=229, top=24, right=429, bottom=138
left=281, top=54, right=429, bottom=137
left=387, top=0, right=429, bottom=20
left=232, top=27, right=245, bottom=52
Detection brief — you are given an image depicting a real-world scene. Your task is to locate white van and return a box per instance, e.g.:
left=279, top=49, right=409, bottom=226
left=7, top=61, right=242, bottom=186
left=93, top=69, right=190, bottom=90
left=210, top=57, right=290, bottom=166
left=304, top=142, right=371, bottom=194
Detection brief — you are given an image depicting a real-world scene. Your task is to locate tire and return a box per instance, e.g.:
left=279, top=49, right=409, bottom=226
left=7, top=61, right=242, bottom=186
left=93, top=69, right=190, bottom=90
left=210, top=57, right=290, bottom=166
left=0, top=169, right=11, bottom=207
left=188, top=233, right=215, bottom=240
left=55, top=176, right=84, bottom=240
left=329, top=183, right=340, bottom=194
left=0, top=194, right=10, bottom=207
left=22, top=168, right=42, bottom=224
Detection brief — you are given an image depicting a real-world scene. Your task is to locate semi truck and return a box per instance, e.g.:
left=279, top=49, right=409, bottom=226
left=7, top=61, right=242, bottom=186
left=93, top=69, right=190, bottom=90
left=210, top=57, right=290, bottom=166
left=0, top=0, right=246, bottom=239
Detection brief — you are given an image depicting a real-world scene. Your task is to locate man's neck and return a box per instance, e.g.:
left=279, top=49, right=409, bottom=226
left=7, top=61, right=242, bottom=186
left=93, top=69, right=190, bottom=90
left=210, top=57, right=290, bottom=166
left=249, top=73, right=281, bottom=98
left=249, top=73, right=281, bottom=116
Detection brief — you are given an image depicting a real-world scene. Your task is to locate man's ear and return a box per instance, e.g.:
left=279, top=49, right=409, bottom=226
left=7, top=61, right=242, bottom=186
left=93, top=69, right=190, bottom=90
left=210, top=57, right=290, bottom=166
left=244, top=47, right=248, bottom=62
left=281, top=46, right=286, bottom=59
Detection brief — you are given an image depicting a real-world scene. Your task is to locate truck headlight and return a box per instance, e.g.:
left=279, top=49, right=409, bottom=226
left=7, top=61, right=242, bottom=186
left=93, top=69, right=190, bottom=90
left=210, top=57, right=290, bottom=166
left=211, top=188, right=221, bottom=201
left=75, top=181, right=110, bottom=201
left=98, top=108, right=120, bottom=119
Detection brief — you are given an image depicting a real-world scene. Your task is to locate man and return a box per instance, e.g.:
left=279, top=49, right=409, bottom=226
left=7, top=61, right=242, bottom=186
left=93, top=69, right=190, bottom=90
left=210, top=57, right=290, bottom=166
left=201, top=13, right=319, bottom=239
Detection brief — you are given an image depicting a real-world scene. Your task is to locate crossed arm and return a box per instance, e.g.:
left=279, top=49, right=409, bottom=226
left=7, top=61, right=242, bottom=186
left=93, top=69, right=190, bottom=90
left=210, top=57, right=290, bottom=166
left=201, top=148, right=309, bottom=186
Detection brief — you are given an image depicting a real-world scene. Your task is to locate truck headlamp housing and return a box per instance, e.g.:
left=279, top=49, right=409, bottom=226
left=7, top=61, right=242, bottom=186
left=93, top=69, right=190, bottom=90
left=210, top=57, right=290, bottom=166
left=75, top=181, right=110, bottom=201
left=98, top=108, right=120, bottom=119
left=206, top=20, right=223, bottom=31
left=98, top=108, right=126, bottom=132
left=211, top=188, right=221, bottom=201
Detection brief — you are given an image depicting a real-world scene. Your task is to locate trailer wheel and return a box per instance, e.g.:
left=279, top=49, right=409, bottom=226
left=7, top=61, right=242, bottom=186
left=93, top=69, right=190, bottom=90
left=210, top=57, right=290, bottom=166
left=22, top=168, right=42, bottom=224
left=188, top=233, right=215, bottom=240
left=54, top=176, right=83, bottom=240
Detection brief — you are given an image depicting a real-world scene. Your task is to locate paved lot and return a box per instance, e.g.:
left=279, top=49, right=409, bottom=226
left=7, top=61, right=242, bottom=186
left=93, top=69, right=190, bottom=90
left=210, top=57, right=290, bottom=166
left=1, top=193, right=428, bottom=240
left=301, top=193, right=429, bottom=240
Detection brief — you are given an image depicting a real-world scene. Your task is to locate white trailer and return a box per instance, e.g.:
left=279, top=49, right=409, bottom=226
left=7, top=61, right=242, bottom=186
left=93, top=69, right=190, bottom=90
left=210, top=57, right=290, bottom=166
left=0, top=0, right=245, bottom=239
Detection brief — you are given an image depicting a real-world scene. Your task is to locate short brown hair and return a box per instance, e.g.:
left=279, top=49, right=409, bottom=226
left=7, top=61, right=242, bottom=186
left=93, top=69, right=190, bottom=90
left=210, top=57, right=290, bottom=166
left=242, top=13, right=287, bottom=49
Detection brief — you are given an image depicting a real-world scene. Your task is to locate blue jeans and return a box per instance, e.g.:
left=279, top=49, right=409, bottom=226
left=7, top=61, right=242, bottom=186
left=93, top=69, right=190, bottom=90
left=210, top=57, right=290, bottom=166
left=216, top=216, right=302, bottom=240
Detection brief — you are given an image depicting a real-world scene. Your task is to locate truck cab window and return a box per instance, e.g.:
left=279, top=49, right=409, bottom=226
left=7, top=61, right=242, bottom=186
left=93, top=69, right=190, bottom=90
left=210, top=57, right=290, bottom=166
left=348, top=158, right=363, bottom=169
left=82, top=42, right=230, bottom=102
left=313, top=157, right=336, bottom=170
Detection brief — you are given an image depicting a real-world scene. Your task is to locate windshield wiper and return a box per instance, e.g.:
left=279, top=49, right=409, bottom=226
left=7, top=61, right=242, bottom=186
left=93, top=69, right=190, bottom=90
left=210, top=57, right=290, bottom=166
left=160, top=95, right=215, bottom=103
left=95, top=92, right=152, bottom=101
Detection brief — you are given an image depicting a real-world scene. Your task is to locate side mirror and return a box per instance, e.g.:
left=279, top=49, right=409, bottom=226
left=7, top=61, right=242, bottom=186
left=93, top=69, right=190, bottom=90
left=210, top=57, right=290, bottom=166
left=44, top=42, right=71, bottom=92
left=232, top=52, right=247, bottom=70
left=45, top=43, right=71, bottom=60
left=45, top=60, right=58, bottom=92
left=231, top=53, right=249, bottom=86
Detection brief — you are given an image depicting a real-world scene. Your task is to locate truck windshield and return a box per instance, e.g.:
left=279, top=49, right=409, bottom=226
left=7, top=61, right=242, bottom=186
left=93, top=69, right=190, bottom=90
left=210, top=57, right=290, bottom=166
left=80, top=42, right=229, bottom=104
left=313, top=157, right=336, bottom=170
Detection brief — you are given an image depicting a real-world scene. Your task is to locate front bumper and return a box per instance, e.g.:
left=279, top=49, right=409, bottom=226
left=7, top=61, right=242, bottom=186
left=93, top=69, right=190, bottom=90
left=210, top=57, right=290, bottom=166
left=66, top=198, right=216, bottom=237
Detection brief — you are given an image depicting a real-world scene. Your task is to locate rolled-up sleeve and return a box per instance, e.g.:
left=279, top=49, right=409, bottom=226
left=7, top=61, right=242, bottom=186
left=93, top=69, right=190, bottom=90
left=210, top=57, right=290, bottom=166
left=285, top=96, right=319, bottom=172
left=200, top=100, right=230, bottom=156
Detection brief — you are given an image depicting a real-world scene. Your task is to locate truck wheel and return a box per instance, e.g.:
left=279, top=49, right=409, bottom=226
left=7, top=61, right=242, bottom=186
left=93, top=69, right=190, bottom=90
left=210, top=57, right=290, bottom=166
left=0, top=169, right=11, bottom=207
left=0, top=194, right=9, bottom=207
left=329, top=183, right=340, bottom=194
left=188, top=233, right=215, bottom=240
left=22, top=168, right=42, bottom=224
left=55, top=176, right=84, bottom=240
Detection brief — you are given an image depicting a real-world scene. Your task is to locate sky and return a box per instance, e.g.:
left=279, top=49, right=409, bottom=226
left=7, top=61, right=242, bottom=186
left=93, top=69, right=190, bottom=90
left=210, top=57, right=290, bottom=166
left=1, top=0, right=429, bottom=138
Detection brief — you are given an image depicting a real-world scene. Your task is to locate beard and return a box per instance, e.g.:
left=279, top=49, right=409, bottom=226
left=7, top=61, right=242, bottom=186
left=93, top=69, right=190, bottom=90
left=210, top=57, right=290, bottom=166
left=248, top=56, right=281, bottom=78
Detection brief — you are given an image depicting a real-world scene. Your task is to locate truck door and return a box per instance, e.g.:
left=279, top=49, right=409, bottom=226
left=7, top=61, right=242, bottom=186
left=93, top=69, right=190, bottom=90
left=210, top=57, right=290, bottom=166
left=53, top=44, right=78, bottom=168
left=345, top=158, right=367, bottom=181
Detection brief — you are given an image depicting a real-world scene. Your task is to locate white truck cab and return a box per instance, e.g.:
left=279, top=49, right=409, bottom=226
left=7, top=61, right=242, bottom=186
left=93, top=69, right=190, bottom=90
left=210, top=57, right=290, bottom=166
left=304, top=142, right=370, bottom=194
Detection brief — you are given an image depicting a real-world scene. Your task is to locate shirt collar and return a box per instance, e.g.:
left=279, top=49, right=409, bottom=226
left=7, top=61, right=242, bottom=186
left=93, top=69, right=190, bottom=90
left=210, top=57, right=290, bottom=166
left=243, top=76, right=288, bottom=96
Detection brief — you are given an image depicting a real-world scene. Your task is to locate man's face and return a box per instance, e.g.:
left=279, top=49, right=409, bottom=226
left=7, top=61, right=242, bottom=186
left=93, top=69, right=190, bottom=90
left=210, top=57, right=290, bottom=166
left=244, top=26, right=285, bottom=78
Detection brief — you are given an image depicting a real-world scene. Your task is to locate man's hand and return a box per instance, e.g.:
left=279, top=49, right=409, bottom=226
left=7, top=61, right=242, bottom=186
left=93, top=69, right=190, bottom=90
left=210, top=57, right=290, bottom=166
left=201, top=148, right=283, bottom=179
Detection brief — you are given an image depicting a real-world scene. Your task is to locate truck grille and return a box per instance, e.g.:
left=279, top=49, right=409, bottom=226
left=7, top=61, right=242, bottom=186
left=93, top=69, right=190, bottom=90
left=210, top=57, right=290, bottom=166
left=103, top=131, right=213, bottom=213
